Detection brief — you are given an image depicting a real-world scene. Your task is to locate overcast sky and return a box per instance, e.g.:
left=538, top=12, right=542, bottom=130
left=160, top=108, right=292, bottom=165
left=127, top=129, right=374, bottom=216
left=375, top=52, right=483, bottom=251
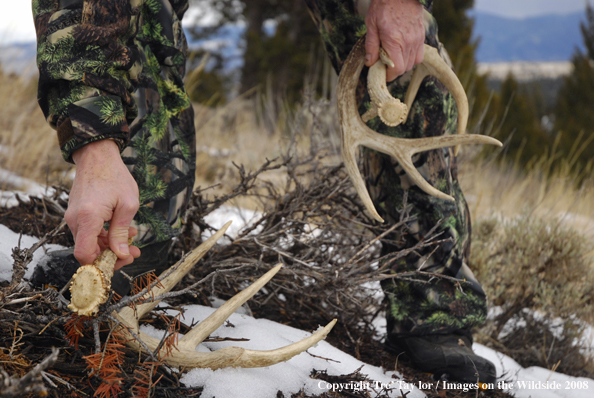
left=0, top=0, right=591, bottom=45
left=474, top=0, right=590, bottom=18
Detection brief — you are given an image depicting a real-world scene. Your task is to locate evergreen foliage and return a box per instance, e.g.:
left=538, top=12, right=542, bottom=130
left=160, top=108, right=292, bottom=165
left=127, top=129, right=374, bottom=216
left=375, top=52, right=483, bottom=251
left=186, top=68, right=227, bottom=105
left=431, top=0, right=492, bottom=132
left=491, top=75, right=550, bottom=167
left=432, top=1, right=554, bottom=168
left=189, top=0, right=494, bottom=106
left=553, top=3, right=594, bottom=172
left=188, top=0, right=321, bottom=103
left=239, top=10, right=323, bottom=103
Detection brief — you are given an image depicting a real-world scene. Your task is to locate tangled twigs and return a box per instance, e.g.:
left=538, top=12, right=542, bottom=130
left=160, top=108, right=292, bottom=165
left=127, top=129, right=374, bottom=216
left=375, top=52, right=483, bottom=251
left=0, top=347, right=59, bottom=398
left=177, top=151, right=430, bottom=347
left=8, top=219, right=67, bottom=291
left=186, top=158, right=286, bottom=241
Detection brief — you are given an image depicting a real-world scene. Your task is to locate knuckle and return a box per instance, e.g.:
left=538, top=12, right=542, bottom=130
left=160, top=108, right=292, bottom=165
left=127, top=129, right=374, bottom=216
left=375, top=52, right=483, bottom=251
left=121, top=197, right=140, bottom=212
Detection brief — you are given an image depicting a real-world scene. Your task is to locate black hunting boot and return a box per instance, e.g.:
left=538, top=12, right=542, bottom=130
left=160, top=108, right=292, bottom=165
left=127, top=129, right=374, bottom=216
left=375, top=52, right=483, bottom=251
left=385, top=331, right=497, bottom=384
left=30, top=240, right=171, bottom=297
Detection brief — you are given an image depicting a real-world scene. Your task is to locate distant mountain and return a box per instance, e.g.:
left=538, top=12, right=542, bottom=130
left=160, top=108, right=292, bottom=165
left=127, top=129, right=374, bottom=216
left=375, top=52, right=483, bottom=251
left=186, top=25, right=245, bottom=72
left=471, top=11, right=587, bottom=62
left=1, top=10, right=589, bottom=77
left=0, top=42, right=37, bottom=76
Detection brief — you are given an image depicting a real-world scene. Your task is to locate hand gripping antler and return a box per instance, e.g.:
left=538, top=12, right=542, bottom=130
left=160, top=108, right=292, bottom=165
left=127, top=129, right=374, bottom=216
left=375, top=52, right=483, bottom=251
left=70, top=221, right=337, bottom=369
left=338, top=38, right=502, bottom=223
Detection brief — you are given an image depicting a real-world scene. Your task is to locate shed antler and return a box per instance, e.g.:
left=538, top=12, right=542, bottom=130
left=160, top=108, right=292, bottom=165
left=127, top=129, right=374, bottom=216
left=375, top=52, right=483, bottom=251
left=70, top=221, right=337, bottom=369
left=338, top=38, right=502, bottom=222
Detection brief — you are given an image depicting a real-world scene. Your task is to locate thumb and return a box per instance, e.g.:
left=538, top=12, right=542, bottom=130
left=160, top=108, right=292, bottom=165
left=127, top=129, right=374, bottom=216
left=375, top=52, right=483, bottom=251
left=108, top=201, right=138, bottom=259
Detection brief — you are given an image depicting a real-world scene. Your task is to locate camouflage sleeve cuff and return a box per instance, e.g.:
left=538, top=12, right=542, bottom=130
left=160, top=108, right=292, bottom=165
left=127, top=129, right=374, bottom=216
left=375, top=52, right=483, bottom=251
left=58, top=95, right=130, bottom=163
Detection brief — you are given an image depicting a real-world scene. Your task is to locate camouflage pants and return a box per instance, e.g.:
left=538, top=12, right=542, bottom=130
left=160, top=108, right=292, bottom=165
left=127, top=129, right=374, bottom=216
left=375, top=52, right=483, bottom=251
left=123, top=95, right=196, bottom=249
left=304, top=0, right=487, bottom=337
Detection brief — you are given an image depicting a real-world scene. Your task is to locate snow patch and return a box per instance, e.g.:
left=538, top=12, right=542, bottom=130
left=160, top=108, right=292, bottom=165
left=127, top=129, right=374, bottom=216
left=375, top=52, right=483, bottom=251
left=0, top=224, right=65, bottom=281
left=0, top=187, right=592, bottom=397
left=173, top=305, right=425, bottom=398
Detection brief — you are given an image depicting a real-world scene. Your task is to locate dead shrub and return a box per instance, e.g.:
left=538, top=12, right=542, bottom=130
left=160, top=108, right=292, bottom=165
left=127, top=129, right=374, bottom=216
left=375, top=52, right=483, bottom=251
left=471, top=212, right=594, bottom=377
left=171, top=127, right=474, bottom=364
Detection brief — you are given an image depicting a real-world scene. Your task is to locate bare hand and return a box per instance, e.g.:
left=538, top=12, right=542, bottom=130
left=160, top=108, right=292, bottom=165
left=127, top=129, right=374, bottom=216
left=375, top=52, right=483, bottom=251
left=66, top=140, right=141, bottom=270
left=364, top=0, right=425, bottom=81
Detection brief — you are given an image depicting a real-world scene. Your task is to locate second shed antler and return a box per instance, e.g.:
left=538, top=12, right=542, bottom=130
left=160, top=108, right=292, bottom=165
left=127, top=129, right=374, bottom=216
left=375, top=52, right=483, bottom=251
left=338, top=37, right=502, bottom=223
left=70, top=221, right=337, bottom=369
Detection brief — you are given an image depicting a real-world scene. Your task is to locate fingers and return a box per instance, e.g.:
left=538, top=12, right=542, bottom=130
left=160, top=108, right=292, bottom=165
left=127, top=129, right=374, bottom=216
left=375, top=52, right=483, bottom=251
left=365, top=17, right=380, bottom=67
left=383, top=45, right=406, bottom=82
left=380, top=33, right=424, bottom=81
left=108, top=196, right=140, bottom=261
left=94, top=226, right=141, bottom=270
left=415, top=42, right=424, bottom=65
left=406, top=44, right=416, bottom=71
left=113, top=227, right=141, bottom=270
left=114, top=245, right=141, bottom=271
left=67, top=139, right=141, bottom=267
left=66, top=188, right=139, bottom=266
left=67, top=209, right=140, bottom=267
left=66, top=207, right=104, bottom=266
left=364, top=0, right=425, bottom=81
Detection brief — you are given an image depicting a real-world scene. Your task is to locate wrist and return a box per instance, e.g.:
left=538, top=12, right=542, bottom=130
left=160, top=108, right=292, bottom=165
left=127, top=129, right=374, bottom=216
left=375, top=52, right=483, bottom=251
left=72, top=139, right=121, bottom=166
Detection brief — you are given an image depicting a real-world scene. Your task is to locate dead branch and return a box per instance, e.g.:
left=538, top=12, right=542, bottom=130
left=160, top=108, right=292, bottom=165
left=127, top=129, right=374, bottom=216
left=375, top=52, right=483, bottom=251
left=8, top=220, right=67, bottom=291
left=0, top=347, right=59, bottom=398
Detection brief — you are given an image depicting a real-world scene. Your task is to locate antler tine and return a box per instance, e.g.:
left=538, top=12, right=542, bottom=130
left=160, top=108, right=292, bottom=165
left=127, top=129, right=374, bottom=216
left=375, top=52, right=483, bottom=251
left=118, top=221, right=233, bottom=322
left=69, top=220, right=337, bottom=369
left=337, top=37, right=502, bottom=223
left=178, top=264, right=283, bottom=349
left=109, top=223, right=337, bottom=369
left=112, top=260, right=337, bottom=369
left=115, top=312, right=337, bottom=369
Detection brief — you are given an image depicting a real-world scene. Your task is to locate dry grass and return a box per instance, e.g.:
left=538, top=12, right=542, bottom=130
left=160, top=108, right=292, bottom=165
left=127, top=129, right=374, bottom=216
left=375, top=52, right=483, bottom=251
left=191, top=87, right=342, bottom=210
left=5, top=66, right=594, bottom=241
left=2, top=66, right=594, bottom=380
left=0, top=72, right=68, bottom=191
left=470, top=212, right=594, bottom=377
left=458, top=152, right=594, bottom=241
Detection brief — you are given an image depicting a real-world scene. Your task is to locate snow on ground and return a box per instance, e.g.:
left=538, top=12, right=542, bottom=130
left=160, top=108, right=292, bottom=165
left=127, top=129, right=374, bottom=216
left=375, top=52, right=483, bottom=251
left=477, top=61, right=573, bottom=81
left=202, top=205, right=263, bottom=240
left=0, top=224, right=65, bottom=281
left=0, top=187, right=593, bottom=397
left=0, top=169, right=55, bottom=207
left=475, top=344, right=594, bottom=398
left=141, top=305, right=425, bottom=398
left=0, top=163, right=70, bottom=208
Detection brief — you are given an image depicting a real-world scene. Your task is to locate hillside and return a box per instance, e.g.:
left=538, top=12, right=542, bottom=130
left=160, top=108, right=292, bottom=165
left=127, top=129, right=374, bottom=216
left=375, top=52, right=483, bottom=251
left=0, top=9, right=588, bottom=77
left=471, top=11, right=586, bottom=62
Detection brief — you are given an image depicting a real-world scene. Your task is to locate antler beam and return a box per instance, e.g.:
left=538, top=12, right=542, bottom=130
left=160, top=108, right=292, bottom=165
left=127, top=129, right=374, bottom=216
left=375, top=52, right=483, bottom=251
left=338, top=37, right=502, bottom=223
left=69, top=221, right=337, bottom=369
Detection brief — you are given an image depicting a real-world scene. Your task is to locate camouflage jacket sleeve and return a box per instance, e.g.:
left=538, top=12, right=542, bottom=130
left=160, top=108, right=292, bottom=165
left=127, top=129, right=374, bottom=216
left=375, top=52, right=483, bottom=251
left=33, top=0, right=189, bottom=163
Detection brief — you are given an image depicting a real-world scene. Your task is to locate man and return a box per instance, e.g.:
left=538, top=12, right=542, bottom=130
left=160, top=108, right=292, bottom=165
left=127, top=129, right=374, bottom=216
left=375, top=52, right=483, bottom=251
left=32, top=0, right=495, bottom=384
left=305, top=0, right=496, bottom=383
left=32, top=0, right=196, bottom=294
